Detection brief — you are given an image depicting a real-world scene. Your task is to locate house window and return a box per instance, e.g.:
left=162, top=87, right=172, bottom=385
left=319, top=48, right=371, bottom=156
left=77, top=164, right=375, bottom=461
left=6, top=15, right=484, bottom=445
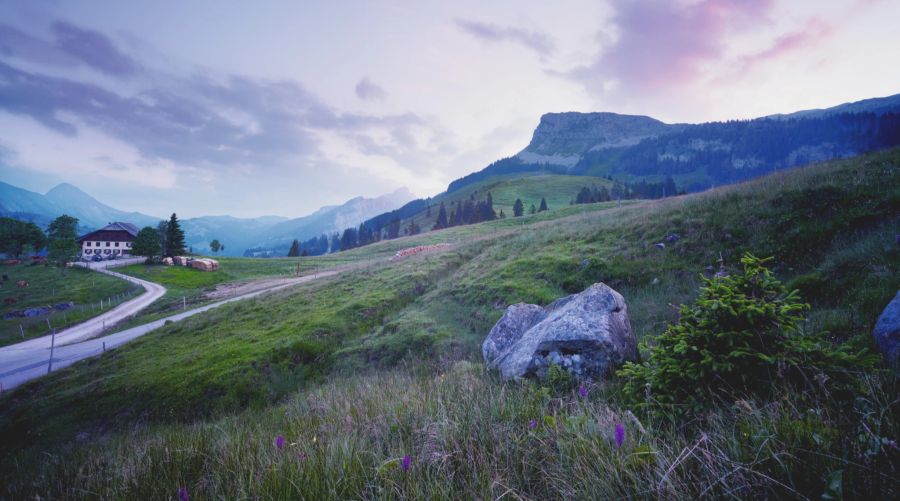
left=115, top=242, right=119, bottom=247
left=106, top=242, right=110, bottom=247
left=86, top=242, right=90, bottom=247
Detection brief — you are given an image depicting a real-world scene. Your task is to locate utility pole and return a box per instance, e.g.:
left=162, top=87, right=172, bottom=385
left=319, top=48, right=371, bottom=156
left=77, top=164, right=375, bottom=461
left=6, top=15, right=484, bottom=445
left=47, top=329, right=56, bottom=373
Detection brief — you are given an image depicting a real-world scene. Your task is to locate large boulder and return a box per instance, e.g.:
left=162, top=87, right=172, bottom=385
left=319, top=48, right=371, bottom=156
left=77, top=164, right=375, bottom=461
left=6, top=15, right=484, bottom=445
left=482, top=304, right=547, bottom=366
left=873, top=290, right=900, bottom=367
left=483, top=283, right=638, bottom=380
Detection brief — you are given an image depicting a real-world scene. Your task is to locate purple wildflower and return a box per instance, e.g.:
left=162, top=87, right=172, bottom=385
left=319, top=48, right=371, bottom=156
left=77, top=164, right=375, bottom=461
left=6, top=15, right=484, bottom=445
left=178, top=486, right=189, bottom=501
left=578, top=384, right=588, bottom=398
left=275, top=435, right=285, bottom=450
left=614, top=423, right=625, bottom=448
left=401, top=454, right=412, bottom=472
left=528, top=419, right=538, bottom=430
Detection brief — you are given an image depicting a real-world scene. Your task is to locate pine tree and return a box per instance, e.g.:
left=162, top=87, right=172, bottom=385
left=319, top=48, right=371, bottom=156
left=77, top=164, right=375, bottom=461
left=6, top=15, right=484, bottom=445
left=386, top=217, right=401, bottom=239
left=529, top=204, right=536, bottom=215
left=287, top=239, right=300, bottom=257
left=340, top=227, right=357, bottom=250
left=330, top=232, right=341, bottom=253
left=433, top=202, right=448, bottom=230
left=538, top=197, right=548, bottom=212
left=499, top=209, right=506, bottom=219
left=513, top=198, right=524, bottom=217
left=165, top=213, right=186, bottom=257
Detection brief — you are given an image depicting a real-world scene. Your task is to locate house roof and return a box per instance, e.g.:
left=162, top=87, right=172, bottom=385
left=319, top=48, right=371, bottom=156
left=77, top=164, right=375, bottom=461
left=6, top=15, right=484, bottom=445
left=77, top=221, right=140, bottom=243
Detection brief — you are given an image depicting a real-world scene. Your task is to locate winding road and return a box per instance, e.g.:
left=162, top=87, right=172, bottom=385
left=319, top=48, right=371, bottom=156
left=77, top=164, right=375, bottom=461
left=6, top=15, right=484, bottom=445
left=0, top=263, right=346, bottom=391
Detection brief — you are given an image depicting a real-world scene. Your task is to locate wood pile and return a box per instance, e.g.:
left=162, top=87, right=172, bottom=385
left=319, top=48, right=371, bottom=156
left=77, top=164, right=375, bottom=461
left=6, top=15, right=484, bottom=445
left=190, top=258, right=220, bottom=271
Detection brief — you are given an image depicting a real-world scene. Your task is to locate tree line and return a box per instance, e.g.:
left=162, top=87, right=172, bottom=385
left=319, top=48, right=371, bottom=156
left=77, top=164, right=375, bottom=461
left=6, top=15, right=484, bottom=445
left=574, top=177, right=680, bottom=204
left=131, top=213, right=187, bottom=260
left=1, top=214, right=89, bottom=270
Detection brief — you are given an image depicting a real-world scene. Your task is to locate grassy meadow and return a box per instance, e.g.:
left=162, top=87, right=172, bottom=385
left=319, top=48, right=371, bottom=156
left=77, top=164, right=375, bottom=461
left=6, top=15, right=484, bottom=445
left=0, top=149, right=898, bottom=499
left=0, top=264, right=142, bottom=347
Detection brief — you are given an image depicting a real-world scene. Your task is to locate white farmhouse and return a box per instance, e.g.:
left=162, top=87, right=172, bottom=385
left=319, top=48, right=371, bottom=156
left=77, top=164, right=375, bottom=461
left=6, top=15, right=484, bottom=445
left=76, top=222, right=138, bottom=260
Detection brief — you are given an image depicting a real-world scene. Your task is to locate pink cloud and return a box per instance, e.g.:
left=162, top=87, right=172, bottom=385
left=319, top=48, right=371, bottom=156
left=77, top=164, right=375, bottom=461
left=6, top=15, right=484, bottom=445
left=734, top=17, right=836, bottom=73
left=567, top=0, right=776, bottom=94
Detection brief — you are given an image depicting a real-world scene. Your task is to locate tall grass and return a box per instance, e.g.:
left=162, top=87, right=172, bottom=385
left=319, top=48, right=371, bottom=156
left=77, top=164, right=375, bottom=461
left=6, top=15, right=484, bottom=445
left=6, top=363, right=896, bottom=499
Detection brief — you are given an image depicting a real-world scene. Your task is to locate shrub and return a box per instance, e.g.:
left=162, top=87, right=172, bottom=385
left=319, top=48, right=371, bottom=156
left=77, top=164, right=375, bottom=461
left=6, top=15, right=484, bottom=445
left=619, top=253, right=876, bottom=417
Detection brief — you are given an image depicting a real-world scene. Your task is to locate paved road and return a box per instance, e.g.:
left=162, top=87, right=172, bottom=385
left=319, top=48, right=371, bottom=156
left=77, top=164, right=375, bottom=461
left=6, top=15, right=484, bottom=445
left=0, top=268, right=345, bottom=391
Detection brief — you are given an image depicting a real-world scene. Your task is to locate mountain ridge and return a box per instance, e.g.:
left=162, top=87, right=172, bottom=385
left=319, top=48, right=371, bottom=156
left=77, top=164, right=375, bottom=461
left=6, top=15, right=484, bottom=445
left=0, top=182, right=415, bottom=256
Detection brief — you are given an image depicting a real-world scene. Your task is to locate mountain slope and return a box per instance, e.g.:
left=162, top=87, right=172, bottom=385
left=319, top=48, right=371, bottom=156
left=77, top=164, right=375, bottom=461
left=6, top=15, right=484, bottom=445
left=448, top=93, right=900, bottom=194
left=44, top=183, right=160, bottom=229
left=252, top=187, right=416, bottom=253
left=0, top=181, right=415, bottom=256
left=0, top=182, right=62, bottom=227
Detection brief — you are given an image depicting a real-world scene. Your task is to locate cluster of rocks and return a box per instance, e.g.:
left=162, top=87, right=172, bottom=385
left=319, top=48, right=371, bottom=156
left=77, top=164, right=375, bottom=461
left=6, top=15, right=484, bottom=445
left=3, top=302, right=74, bottom=320
left=482, top=283, right=638, bottom=380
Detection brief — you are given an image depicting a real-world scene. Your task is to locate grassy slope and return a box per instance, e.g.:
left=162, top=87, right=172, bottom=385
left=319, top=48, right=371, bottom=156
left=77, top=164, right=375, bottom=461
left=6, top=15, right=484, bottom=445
left=0, top=264, right=141, bottom=346
left=111, top=254, right=365, bottom=326
left=406, top=173, right=612, bottom=231
left=1, top=150, right=898, bottom=499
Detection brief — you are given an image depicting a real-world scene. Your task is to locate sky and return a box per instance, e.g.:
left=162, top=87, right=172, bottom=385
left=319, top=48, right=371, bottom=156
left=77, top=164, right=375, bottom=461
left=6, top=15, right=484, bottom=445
left=0, top=0, right=898, bottom=218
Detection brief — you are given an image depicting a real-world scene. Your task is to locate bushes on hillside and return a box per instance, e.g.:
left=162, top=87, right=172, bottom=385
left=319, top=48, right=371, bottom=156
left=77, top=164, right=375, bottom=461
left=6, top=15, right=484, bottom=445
left=619, top=253, right=876, bottom=417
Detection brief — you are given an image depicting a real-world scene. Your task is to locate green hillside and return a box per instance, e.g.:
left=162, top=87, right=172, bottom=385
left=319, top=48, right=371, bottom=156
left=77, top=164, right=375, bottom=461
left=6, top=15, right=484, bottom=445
left=0, top=265, right=142, bottom=347
left=406, top=173, right=613, bottom=231
left=1, top=150, right=898, bottom=499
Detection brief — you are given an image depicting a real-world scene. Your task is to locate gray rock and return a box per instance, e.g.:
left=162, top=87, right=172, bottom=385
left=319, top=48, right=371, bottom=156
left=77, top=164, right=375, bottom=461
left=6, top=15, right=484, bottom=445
left=666, top=233, right=681, bottom=243
left=482, top=303, right=547, bottom=368
left=53, top=301, right=74, bottom=311
left=654, top=242, right=666, bottom=250
left=873, top=290, right=900, bottom=367
left=483, top=283, right=638, bottom=380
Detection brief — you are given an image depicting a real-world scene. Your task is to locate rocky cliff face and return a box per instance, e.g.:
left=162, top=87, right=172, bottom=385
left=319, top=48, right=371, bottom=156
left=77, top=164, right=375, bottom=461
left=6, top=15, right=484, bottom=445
left=517, top=112, right=674, bottom=166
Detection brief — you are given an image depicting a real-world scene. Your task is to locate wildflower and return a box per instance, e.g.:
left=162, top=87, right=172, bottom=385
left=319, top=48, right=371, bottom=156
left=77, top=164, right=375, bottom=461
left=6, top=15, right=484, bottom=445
left=178, top=486, right=189, bottom=501
left=275, top=435, right=285, bottom=449
left=528, top=419, right=538, bottom=430
left=615, top=423, right=625, bottom=448
left=578, top=384, right=588, bottom=398
left=401, top=455, right=411, bottom=471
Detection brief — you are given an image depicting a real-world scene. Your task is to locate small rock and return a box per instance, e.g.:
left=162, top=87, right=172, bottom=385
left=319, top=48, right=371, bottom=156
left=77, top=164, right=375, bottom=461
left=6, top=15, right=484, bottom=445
left=654, top=242, right=666, bottom=250
left=652, top=277, right=660, bottom=285
left=666, top=233, right=680, bottom=243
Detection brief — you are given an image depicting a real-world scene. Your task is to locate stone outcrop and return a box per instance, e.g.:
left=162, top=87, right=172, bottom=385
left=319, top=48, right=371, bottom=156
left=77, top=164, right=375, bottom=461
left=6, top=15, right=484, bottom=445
left=483, top=283, right=638, bottom=380
left=873, top=290, right=900, bottom=367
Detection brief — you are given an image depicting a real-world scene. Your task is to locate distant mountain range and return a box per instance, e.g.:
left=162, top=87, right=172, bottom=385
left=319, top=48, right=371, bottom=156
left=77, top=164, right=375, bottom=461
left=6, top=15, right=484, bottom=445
left=0, top=182, right=415, bottom=256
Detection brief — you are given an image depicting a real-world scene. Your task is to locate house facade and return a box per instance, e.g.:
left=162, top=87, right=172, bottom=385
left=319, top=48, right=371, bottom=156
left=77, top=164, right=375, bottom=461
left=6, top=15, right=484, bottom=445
left=76, top=222, right=139, bottom=260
